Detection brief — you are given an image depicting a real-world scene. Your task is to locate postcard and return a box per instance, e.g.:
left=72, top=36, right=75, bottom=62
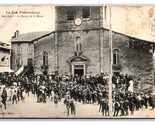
left=0, top=6, right=154, bottom=118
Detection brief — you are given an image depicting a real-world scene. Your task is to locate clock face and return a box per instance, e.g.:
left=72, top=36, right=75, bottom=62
left=75, top=18, right=82, bottom=26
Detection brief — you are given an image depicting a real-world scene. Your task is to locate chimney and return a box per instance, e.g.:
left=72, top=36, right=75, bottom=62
left=14, top=30, right=20, bottom=38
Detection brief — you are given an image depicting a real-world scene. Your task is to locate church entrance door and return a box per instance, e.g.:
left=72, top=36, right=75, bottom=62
left=74, top=68, right=84, bottom=77
left=72, top=64, right=85, bottom=76
left=68, top=55, right=88, bottom=77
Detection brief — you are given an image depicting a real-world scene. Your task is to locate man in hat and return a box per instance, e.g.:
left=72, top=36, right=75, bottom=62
left=123, top=99, right=129, bottom=116
left=64, top=96, right=71, bottom=116
left=113, top=100, right=120, bottom=116
left=54, top=93, right=59, bottom=108
left=12, top=90, right=17, bottom=104
left=1, top=87, right=7, bottom=109
left=70, top=99, right=76, bottom=115
left=100, top=98, right=108, bottom=116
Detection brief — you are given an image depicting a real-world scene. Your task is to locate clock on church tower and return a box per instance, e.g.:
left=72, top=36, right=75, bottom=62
left=74, top=18, right=82, bottom=26
left=55, top=6, right=103, bottom=31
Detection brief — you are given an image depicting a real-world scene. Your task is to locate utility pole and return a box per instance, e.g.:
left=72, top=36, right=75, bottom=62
left=108, top=6, right=113, bottom=117
left=149, top=7, right=155, bottom=91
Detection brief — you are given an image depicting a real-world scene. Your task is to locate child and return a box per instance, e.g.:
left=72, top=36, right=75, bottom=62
left=54, top=93, right=59, bottom=108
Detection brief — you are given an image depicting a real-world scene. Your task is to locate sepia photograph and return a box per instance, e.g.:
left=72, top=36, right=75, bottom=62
left=0, top=5, right=155, bottom=119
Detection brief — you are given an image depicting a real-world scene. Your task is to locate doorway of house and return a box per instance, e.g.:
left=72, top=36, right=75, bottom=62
left=27, top=58, right=33, bottom=66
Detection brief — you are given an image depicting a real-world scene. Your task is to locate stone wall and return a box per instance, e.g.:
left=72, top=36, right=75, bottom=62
left=102, top=29, right=154, bottom=86
left=57, top=29, right=101, bottom=75
left=34, top=33, right=55, bottom=74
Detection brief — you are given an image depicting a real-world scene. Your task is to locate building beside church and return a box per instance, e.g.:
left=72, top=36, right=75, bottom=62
left=11, top=6, right=155, bottom=85
left=11, top=31, right=52, bottom=75
left=0, top=41, right=12, bottom=73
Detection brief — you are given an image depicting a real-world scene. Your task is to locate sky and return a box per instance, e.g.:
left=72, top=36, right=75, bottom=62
left=111, top=6, right=155, bottom=42
left=0, top=6, right=154, bottom=44
left=0, top=6, right=55, bottom=44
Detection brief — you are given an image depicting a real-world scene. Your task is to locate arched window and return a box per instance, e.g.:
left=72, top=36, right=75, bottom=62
left=79, top=43, right=82, bottom=51
left=75, top=36, right=82, bottom=52
left=43, top=51, right=48, bottom=66
left=76, top=44, right=79, bottom=52
left=113, top=49, right=120, bottom=65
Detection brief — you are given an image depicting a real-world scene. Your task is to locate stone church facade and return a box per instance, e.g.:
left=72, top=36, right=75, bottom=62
left=11, top=6, right=155, bottom=85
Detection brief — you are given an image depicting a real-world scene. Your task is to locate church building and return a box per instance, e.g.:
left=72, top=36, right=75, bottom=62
left=11, top=6, right=155, bottom=86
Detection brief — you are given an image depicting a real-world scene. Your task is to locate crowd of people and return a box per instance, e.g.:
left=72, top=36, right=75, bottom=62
left=0, top=72, right=154, bottom=117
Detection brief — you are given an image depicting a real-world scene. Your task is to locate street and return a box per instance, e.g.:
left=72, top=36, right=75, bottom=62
left=0, top=93, right=155, bottom=118
left=1, top=93, right=104, bottom=118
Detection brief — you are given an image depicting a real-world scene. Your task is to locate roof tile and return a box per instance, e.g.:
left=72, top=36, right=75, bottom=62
left=11, top=31, right=52, bottom=42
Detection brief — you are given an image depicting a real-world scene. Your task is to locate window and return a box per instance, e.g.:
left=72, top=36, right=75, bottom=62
left=28, top=58, right=33, bottom=66
left=16, top=58, right=22, bottom=66
left=67, top=7, right=75, bottom=21
left=27, top=47, right=32, bottom=54
left=113, top=49, right=120, bottom=65
left=76, top=44, right=79, bottom=52
left=43, top=51, right=48, bottom=66
left=75, top=36, right=82, bottom=52
left=82, top=7, right=90, bottom=19
left=17, top=46, right=22, bottom=55
left=27, top=44, right=32, bottom=54
left=79, top=43, right=82, bottom=51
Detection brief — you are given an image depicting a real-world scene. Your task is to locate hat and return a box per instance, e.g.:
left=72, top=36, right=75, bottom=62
left=70, top=99, right=74, bottom=102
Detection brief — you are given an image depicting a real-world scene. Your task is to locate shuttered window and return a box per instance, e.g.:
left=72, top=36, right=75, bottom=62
left=82, top=7, right=90, bottom=18
left=67, top=7, right=75, bottom=21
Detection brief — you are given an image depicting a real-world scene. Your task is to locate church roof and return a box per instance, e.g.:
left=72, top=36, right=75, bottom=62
left=11, top=31, right=52, bottom=43
left=102, top=27, right=154, bottom=44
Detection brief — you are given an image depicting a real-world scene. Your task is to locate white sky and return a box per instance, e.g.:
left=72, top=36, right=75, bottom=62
left=0, top=6, right=154, bottom=44
left=0, top=6, right=55, bottom=44
left=111, top=6, right=154, bottom=42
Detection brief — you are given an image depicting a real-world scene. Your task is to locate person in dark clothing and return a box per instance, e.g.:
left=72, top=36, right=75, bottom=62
left=123, top=99, right=129, bottom=116
left=101, top=98, right=109, bottom=116
left=99, top=98, right=103, bottom=112
left=70, top=100, right=76, bottom=115
left=101, top=99, right=107, bottom=116
left=119, top=100, right=124, bottom=116
left=63, top=96, right=70, bottom=116
left=87, top=90, right=92, bottom=104
left=54, top=93, right=59, bottom=108
left=113, top=100, right=120, bottom=116
left=12, top=90, right=18, bottom=104
left=151, top=96, right=155, bottom=110
left=1, top=87, right=7, bottom=109
left=129, top=99, right=135, bottom=115
left=143, top=94, right=149, bottom=109
left=148, top=94, right=154, bottom=109
left=42, top=92, right=46, bottom=103
left=17, top=89, right=20, bottom=101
